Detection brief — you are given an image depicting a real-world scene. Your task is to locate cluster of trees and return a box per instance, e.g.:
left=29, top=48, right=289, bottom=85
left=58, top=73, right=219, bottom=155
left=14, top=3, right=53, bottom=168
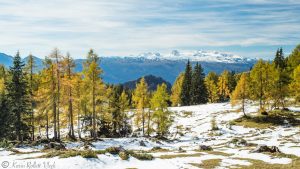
left=170, top=45, right=300, bottom=117
left=171, top=62, right=237, bottom=106
left=0, top=49, right=173, bottom=142
left=231, top=46, right=300, bottom=116
left=1, top=44, right=299, bottom=142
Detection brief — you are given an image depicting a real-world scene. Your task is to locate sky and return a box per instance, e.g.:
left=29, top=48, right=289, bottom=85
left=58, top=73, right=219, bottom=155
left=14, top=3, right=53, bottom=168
left=0, top=0, right=300, bottom=59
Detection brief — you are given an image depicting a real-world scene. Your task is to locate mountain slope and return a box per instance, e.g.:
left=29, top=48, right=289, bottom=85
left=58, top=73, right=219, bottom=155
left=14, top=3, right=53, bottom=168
left=0, top=53, right=13, bottom=66
left=122, top=75, right=172, bottom=91
left=0, top=51, right=256, bottom=84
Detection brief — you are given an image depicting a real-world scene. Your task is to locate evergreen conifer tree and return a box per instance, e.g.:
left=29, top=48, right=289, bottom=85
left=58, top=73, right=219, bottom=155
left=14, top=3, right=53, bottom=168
left=191, top=63, right=208, bottom=104
left=6, top=52, right=31, bottom=141
left=180, top=60, right=192, bottom=106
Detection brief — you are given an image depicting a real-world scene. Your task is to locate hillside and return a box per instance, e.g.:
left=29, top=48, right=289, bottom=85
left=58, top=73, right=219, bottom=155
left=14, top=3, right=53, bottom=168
left=122, top=75, right=172, bottom=91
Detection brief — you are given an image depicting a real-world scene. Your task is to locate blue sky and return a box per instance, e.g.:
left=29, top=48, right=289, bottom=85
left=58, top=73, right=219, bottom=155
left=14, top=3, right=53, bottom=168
left=0, top=0, right=299, bottom=59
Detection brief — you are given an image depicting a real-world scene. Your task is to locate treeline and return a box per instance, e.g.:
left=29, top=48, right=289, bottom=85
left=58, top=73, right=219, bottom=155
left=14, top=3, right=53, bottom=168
left=0, top=49, right=172, bottom=142
left=0, top=45, right=300, bottom=142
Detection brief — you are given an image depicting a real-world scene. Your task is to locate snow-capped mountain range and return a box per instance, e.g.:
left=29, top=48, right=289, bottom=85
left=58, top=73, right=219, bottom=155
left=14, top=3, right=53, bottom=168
left=128, top=50, right=254, bottom=63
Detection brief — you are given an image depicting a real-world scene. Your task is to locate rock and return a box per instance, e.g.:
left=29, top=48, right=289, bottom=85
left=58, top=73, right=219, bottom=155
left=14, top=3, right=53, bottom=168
left=106, top=146, right=125, bottom=155
left=178, top=147, right=186, bottom=153
left=251, top=145, right=281, bottom=153
left=139, top=140, right=146, bottom=147
left=44, top=142, right=66, bottom=150
left=282, top=108, right=290, bottom=111
left=199, top=145, right=213, bottom=151
left=230, top=138, right=248, bottom=146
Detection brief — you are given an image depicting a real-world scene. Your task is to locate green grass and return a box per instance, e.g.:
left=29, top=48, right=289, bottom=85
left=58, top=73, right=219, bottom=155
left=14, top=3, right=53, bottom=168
left=233, top=157, right=300, bottom=169
left=159, top=153, right=203, bottom=159
left=231, top=110, right=300, bottom=129
left=128, top=151, right=154, bottom=160
left=190, top=159, right=222, bottom=169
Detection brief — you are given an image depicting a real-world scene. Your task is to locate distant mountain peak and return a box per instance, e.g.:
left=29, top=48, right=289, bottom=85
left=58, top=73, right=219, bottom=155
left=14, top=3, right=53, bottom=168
left=129, top=50, right=254, bottom=63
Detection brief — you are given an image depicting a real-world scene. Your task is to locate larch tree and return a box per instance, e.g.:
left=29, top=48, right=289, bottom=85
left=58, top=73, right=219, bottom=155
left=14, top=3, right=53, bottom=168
left=180, top=60, right=192, bottom=106
left=286, top=44, right=300, bottom=72
left=6, top=52, right=31, bottom=141
left=62, top=53, right=76, bottom=139
left=82, top=49, right=104, bottom=139
left=249, top=60, right=278, bottom=112
left=73, top=74, right=83, bottom=139
left=289, top=65, right=300, bottom=103
left=119, top=90, right=130, bottom=136
left=132, top=77, right=149, bottom=136
left=48, top=48, right=63, bottom=140
left=150, top=83, right=171, bottom=137
left=217, top=70, right=230, bottom=102
left=205, top=72, right=219, bottom=103
left=170, top=72, right=184, bottom=106
left=231, top=73, right=250, bottom=116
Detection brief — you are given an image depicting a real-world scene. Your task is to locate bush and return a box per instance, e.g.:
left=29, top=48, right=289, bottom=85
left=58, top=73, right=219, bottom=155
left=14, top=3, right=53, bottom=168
left=0, top=139, right=13, bottom=148
left=81, top=150, right=98, bottom=158
left=59, top=150, right=80, bottom=158
left=105, top=146, right=124, bottom=155
left=130, top=152, right=154, bottom=160
left=119, top=151, right=129, bottom=160
left=211, top=117, right=219, bottom=130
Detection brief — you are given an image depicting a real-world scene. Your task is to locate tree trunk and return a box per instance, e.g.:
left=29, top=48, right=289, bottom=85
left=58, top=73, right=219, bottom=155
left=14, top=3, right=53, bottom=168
left=51, top=65, right=57, bottom=140
left=147, top=109, right=151, bottom=137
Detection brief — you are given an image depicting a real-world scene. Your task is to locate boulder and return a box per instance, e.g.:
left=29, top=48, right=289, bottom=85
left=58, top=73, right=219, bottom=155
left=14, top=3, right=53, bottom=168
left=44, top=142, right=66, bottom=150
left=251, top=145, right=281, bottom=153
left=139, top=140, right=146, bottom=147
left=178, top=147, right=186, bottom=153
left=199, top=145, right=213, bottom=151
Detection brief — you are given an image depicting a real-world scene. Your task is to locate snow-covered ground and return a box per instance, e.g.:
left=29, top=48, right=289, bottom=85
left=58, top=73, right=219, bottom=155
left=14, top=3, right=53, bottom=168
left=1, top=102, right=300, bottom=169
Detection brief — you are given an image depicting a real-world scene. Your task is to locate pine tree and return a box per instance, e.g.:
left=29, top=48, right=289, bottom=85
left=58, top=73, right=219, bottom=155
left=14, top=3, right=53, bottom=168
left=0, top=93, right=11, bottom=139
left=180, top=60, right=192, bottom=106
left=170, top=72, right=184, bottom=106
left=231, top=73, right=250, bottom=116
left=272, top=48, right=289, bottom=108
left=217, top=70, right=230, bottom=102
left=6, top=52, right=31, bottom=141
left=191, top=63, right=208, bottom=104
left=150, top=83, right=171, bottom=137
left=205, top=72, right=219, bottom=103
left=228, top=71, right=237, bottom=93
left=274, top=48, right=286, bottom=69
left=132, top=77, right=149, bottom=136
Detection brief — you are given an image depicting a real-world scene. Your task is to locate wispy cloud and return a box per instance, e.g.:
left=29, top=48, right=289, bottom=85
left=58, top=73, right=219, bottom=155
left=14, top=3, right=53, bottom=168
left=0, top=0, right=299, bottom=59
